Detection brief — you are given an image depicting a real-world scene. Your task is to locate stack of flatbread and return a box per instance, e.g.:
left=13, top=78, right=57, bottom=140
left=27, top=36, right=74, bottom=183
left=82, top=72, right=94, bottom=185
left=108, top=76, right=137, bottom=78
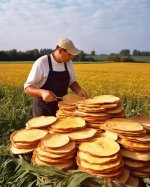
left=32, top=133, right=76, bottom=170
left=25, top=116, right=57, bottom=130
left=49, top=117, right=100, bottom=145
left=101, top=118, right=146, bottom=136
left=77, top=137, right=124, bottom=178
left=120, top=148, right=150, bottom=178
left=102, top=118, right=150, bottom=178
left=56, top=94, right=86, bottom=119
left=10, top=129, right=47, bottom=154
left=75, top=95, right=125, bottom=131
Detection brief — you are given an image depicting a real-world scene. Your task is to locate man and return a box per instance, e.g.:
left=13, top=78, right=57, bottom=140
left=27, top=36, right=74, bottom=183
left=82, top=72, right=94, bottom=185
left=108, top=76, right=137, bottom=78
left=24, top=38, right=87, bottom=117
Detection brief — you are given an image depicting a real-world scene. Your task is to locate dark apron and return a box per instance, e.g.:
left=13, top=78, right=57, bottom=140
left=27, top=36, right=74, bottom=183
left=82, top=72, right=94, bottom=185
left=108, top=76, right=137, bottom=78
left=33, top=55, right=70, bottom=117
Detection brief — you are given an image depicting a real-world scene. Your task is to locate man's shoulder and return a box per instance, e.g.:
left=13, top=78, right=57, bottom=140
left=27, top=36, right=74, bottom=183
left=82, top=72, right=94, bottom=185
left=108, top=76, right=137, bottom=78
left=37, top=55, right=48, bottom=62
left=34, top=55, right=48, bottom=65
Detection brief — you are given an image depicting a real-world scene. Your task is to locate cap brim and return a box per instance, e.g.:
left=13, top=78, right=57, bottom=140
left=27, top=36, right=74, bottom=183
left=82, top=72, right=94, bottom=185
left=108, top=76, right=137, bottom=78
left=67, top=48, right=81, bottom=56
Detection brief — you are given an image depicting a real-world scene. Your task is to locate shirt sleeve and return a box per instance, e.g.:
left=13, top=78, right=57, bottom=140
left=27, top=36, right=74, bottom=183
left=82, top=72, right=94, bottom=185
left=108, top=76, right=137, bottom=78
left=24, top=58, right=47, bottom=89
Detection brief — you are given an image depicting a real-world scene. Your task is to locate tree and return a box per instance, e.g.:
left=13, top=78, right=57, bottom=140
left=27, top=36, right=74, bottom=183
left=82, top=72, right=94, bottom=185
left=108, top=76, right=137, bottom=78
left=132, top=49, right=138, bottom=56
left=91, top=50, right=96, bottom=56
left=119, top=49, right=130, bottom=56
left=73, top=51, right=86, bottom=62
left=108, top=54, right=121, bottom=62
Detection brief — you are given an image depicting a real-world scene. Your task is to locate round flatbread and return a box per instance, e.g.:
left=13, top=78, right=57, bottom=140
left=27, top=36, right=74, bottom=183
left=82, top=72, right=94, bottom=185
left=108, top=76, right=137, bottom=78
left=40, top=141, right=75, bottom=154
left=120, top=148, right=150, bottom=161
left=67, top=128, right=97, bottom=140
left=78, top=151, right=120, bottom=165
left=26, top=116, right=57, bottom=129
left=41, top=133, right=70, bottom=149
left=12, top=129, right=47, bottom=143
left=105, top=118, right=143, bottom=132
left=10, top=144, right=34, bottom=154
left=62, top=94, right=85, bottom=104
left=77, top=157, right=123, bottom=172
left=51, top=117, right=86, bottom=130
left=32, top=153, right=74, bottom=170
left=79, top=137, right=120, bottom=157
left=100, top=131, right=118, bottom=141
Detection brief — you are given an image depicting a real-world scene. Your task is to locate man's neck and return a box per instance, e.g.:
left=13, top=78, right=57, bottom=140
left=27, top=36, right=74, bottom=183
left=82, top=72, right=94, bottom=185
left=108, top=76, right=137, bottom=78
left=52, top=51, right=62, bottom=63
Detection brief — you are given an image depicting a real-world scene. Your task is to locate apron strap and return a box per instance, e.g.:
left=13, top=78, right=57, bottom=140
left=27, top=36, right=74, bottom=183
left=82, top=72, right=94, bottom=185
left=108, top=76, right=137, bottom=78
left=64, top=62, right=68, bottom=71
left=47, top=55, right=53, bottom=71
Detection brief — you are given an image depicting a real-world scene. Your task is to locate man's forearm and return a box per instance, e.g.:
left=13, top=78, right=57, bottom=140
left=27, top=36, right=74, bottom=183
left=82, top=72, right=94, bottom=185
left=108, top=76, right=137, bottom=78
left=24, top=86, right=43, bottom=97
left=69, top=81, right=82, bottom=94
left=24, top=85, right=57, bottom=102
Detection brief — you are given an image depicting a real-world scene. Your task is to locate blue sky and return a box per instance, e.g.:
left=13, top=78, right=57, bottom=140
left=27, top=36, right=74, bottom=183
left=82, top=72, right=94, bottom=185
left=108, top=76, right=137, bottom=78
left=0, top=0, right=150, bottom=54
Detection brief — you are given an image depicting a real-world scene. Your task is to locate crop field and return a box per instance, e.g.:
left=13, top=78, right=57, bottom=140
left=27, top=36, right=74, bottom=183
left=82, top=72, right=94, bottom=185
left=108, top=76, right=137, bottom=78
left=0, top=62, right=150, bottom=144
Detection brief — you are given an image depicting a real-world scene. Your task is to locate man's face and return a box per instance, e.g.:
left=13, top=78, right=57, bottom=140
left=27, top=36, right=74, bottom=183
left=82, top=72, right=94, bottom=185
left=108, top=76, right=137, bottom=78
left=59, top=49, right=74, bottom=62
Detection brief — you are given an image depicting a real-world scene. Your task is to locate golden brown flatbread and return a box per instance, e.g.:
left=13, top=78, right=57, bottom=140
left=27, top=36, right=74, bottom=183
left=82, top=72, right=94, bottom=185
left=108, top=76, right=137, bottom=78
left=78, top=151, right=120, bottom=165
left=10, top=144, right=35, bottom=154
left=79, top=138, right=120, bottom=157
left=124, top=159, right=149, bottom=169
left=100, top=131, right=118, bottom=141
left=77, top=157, right=123, bottom=173
left=26, top=116, right=57, bottom=129
left=40, top=141, right=76, bottom=154
left=41, top=133, right=70, bottom=149
left=118, top=138, right=150, bottom=151
left=11, top=129, right=47, bottom=143
left=51, top=117, right=86, bottom=130
left=66, top=128, right=97, bottom=140
left=62, top=94, right=85, bottom=104
left=120, top=148, right=150, bottom=161
left=35, top=147, right=69, bottom=159
left=32, top=153, right=74, bottom=170
left=105, top=118, right=143, bottom=132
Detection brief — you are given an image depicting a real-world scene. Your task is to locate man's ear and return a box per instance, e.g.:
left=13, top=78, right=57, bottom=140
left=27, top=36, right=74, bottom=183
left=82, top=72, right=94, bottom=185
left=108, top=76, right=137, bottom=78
left=58, top=48, right=64, bottom=54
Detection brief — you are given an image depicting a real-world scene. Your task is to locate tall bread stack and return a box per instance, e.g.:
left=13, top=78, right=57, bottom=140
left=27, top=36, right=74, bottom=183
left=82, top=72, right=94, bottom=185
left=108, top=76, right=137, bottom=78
left=101, top=117, right=150, bottom=186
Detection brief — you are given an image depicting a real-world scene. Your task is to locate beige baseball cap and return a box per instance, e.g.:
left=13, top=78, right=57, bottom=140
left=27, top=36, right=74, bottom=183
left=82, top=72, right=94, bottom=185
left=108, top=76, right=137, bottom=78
left=57, top=38, right=81, bottom=55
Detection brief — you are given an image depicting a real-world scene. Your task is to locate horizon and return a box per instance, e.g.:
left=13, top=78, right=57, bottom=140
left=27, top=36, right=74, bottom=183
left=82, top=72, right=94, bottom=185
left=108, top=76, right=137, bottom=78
left=0, top=48, right=149, bottom=56
left=0, top=0, right=150, bottom=54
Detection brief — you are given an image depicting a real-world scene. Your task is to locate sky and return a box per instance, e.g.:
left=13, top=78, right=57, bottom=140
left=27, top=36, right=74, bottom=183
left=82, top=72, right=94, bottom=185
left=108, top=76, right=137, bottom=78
left=0, top=0, right=150, bottom=54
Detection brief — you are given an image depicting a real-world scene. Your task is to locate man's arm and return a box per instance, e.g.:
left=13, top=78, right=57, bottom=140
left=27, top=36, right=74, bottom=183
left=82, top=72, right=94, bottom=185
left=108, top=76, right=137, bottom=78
left=69, top=81, right=88, bottom=98
left=24, top=86, right=57, bottom=102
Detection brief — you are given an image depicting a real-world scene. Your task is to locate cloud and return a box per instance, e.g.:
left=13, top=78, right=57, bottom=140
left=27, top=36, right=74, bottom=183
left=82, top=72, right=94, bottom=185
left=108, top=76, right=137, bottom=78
left=0, top=0, right=150, bottom=54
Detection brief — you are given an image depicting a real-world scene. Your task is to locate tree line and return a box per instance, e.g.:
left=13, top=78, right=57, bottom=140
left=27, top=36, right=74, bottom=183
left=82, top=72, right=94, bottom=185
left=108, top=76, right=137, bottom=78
left=0, top=49, right=95, bottom=62
left=108, top=49, right=150, bottom=62
left=0, top=48, right=150, bottom=62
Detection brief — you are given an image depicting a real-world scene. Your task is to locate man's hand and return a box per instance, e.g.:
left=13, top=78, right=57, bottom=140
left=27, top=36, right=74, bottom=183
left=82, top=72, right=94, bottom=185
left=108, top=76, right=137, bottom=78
left=24, top=86, right=57, bottom=102
left=77, top=88, right=88, bottom=98
left=41, top=90, right=57, bottom=102
left=70, top=81, right=88, bottom=99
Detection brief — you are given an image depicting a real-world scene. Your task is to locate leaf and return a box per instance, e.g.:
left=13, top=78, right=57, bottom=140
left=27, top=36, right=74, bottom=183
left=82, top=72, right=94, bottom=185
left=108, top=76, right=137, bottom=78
left=18, top=156, right=67, bottom=178
left=143, top=178, right=150, bottom=187
left=66, top=171, right=101, bottom=187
